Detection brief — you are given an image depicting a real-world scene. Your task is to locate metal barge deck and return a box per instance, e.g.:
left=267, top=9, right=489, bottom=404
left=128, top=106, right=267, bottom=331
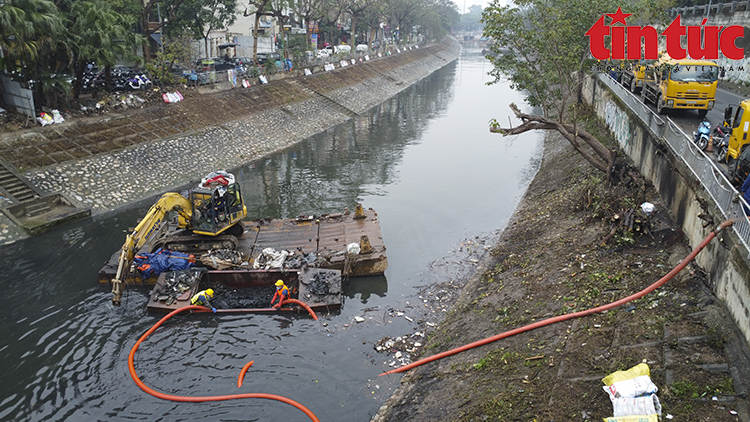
left=99, top=207, right=387, bottom=285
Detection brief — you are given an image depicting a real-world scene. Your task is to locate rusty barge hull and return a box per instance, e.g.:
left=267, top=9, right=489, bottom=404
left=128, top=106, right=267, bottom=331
left=99, top=208, right=387, bottom=285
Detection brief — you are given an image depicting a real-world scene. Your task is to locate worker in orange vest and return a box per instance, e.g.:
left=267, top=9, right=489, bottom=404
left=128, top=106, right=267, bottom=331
left=270, top=280, right=290, bottom=309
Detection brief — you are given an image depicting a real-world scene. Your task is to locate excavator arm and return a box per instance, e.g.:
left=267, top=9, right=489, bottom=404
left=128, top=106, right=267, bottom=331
left=111, top=192, right=192, bottom=305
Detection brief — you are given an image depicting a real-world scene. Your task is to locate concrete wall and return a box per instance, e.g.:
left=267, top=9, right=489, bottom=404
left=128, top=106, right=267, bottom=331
left=583, top=76, right=750, bottom=345
left=675, top=12, right=750, bottom=85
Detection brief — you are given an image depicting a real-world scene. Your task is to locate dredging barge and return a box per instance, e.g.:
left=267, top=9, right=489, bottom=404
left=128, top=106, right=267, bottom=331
left=98, top=171, right=387, bottom=305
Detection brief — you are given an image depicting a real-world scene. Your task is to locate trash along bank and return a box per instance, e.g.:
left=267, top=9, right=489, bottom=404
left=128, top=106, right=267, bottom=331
left=371, top=133, right=750, bottom=421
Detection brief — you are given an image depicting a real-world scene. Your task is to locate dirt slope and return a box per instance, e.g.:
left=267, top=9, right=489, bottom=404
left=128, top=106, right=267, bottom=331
left=372, top=131, right=749, bottom=421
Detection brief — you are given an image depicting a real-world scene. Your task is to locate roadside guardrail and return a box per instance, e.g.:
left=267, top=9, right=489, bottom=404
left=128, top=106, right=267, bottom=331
left=598, top=73, right=750, bottom=258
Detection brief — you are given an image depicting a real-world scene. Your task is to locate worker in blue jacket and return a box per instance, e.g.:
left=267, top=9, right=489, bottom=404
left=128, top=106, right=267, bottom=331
left=191, top=288, right=217, bottom=313
left=270, top=280, right=290, bottom=309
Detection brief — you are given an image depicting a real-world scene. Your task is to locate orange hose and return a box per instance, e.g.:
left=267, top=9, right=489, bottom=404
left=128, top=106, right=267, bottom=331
left=280, top=298, right=318, bottom=320
left=128, top=305, right=320, bottom=422
left=237, top=361, right=254, bottom=388
left=380, top=220, right=734, bottom=376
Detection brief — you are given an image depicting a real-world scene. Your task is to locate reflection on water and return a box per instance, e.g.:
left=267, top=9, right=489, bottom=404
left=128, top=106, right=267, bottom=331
left=344, top=275, right=389, bottom=303
left=0, top=47, right=542, bottom=422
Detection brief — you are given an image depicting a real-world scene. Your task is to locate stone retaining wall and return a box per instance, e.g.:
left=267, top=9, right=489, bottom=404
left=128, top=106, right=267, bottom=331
left=10, top=39, right=459, bottom=216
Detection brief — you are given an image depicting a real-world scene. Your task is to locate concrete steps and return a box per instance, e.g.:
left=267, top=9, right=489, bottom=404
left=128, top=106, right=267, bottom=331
left=0, top=163, right=39, bottom=202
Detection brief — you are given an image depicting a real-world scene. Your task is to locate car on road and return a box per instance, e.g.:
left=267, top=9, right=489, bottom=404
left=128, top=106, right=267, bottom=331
left=256, top=52, right=282, bottom=66
left=334, top=44, right=351, bottom=54
left=316, top=47, right=333, bottom=58
left=355, top=44, right=368, bottom=53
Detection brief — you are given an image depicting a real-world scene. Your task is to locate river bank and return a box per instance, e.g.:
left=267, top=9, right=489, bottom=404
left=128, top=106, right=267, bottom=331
left=0, top=39, right=461, bottom=245
left=372, top=127, right=750, bottom=421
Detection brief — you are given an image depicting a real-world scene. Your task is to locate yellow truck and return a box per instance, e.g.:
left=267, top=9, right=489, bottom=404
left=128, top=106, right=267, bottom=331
left=640, top=58, right=719, bottom=117
left=620, top=60, right=651, bottom=94
left=718, top=100, right=750, bottom=186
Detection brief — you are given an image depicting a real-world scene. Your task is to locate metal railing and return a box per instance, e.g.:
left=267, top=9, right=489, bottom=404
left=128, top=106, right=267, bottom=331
left=598, top=74, right=750, bottom=258
left=668, top=0, right=750, bottom=16
left=185, top=44, right=420, bottom=85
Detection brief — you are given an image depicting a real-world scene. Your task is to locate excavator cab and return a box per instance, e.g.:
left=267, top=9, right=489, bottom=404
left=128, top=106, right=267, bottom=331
left=191, top=172, right=247, bottom=236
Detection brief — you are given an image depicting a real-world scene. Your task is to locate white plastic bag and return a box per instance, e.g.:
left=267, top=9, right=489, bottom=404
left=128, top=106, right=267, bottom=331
left=640, top=202, right=655, bottom=216
left=604, top=375, right=658, bottom=399
left=602, top=364, right=658, bottom=398
left=611, top=394, right=661, bottom=417
left=347, top=242, right=361, bottom=255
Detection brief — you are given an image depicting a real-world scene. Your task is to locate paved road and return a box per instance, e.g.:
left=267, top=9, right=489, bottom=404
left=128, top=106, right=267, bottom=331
left=634, top=83, right=747, bottom=182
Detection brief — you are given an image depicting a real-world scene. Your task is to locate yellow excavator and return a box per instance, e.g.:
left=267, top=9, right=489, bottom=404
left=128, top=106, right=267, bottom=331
left=110, top=171, right=247, bottom=305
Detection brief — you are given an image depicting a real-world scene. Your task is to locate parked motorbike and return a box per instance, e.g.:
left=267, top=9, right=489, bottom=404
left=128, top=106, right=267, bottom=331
left=693, top=119, right=711, bottom=150
left=128, top=74, right=151, bottom=90
left=710, top=106, right=735, bottom=163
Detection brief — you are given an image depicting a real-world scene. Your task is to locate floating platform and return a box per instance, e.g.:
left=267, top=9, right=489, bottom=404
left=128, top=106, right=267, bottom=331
left=99, top=207, right=387, bottom=285
left=147, top=267, right=342, bottom=313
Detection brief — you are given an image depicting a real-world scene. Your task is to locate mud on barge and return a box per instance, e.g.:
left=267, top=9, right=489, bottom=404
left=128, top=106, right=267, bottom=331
left=98, top=171, right=387, bottom=304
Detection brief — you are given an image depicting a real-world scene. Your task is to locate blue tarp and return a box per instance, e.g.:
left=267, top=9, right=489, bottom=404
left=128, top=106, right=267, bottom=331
left=134, top=248, right=194, bottom=278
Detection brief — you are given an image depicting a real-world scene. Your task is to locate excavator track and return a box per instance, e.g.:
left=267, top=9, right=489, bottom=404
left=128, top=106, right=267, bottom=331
left=163, top=234, right=239, bottom=254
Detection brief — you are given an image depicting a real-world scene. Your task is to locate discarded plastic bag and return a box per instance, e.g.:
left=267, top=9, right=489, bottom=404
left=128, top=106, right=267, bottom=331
left=640, top=202, right=654, bottom=216
left=253, top=247, right=289, bottom=269
left=602, top=363, right=658, bottom=398
left=611, top=394, right=661, bottom=417
left=347, top=242, right=361, bottom=255
left=51, top=109, right=64, bottom=124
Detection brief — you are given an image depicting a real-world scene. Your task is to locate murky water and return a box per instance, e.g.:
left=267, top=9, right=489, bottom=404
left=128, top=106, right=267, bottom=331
left=0, top=48, right=542, bottom=422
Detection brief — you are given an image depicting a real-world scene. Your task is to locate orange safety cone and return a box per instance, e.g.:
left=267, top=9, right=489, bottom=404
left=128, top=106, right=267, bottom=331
left=706, top=138, right=713, bottom=152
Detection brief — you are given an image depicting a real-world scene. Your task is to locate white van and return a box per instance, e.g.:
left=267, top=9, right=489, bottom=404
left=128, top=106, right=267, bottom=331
left=334, top=44, right=351, bottom=54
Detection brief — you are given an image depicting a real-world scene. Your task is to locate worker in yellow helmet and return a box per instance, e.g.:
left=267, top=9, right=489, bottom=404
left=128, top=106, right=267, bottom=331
left=191, top=288, right=217, bottom=313
left=270, top=280, right=290, bottom=309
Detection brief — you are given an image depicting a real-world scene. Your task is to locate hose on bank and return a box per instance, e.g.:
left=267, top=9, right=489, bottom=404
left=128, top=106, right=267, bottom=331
left=380, top=219, right=734, bottom=376
left=128, top=305, right=320, bottom=422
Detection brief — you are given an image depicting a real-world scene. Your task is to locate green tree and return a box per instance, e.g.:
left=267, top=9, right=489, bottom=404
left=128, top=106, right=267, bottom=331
left=459, top=4, right=483, bottom=33
left=483, top=0, right=670, bottom=177
left=145, top=33, right=194, bottom=85
left=140, top=0, right=187, bottom=62
left=418, top=0, right=458, bottom=42
left=172, top=0, right=238, bottom=59
left=0, top=0, right=65, bottom=72
left=68, top=0, right=145, bottom=96
left=483, top=0, right=621, bottom=175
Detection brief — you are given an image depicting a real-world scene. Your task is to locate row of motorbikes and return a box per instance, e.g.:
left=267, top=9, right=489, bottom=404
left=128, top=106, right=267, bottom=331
left=80, top=65, right=152, bottom=92
left=693, top=108, right=731, bottom=163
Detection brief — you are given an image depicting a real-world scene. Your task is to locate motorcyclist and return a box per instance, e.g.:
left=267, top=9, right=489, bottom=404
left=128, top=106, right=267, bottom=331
left=191, top=288, right=217, bottom=313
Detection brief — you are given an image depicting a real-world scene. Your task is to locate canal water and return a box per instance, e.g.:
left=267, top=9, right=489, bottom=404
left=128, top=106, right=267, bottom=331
left=0, top=48, right=543, bottom=422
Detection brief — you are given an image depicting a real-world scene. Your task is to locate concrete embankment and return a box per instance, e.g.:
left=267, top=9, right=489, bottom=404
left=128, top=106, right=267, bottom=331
left=0, top=38, right=460, bottom=245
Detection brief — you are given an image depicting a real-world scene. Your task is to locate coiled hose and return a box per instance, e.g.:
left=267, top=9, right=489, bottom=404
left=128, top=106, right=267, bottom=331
left=128, top=303, right=320, bottom=421
left=380, top=219, right=734, bottom=376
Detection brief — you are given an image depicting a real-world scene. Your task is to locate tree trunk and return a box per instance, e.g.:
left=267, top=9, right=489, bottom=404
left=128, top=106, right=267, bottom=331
left=141, top=11, right=152, bottom=63
left=253, top=15, right=261, bottom=62
left=73, top=59, right=85, bottom=99
left=350, top=15, right=357, bottom=47
left=490, top=103, right=612, bottom=174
